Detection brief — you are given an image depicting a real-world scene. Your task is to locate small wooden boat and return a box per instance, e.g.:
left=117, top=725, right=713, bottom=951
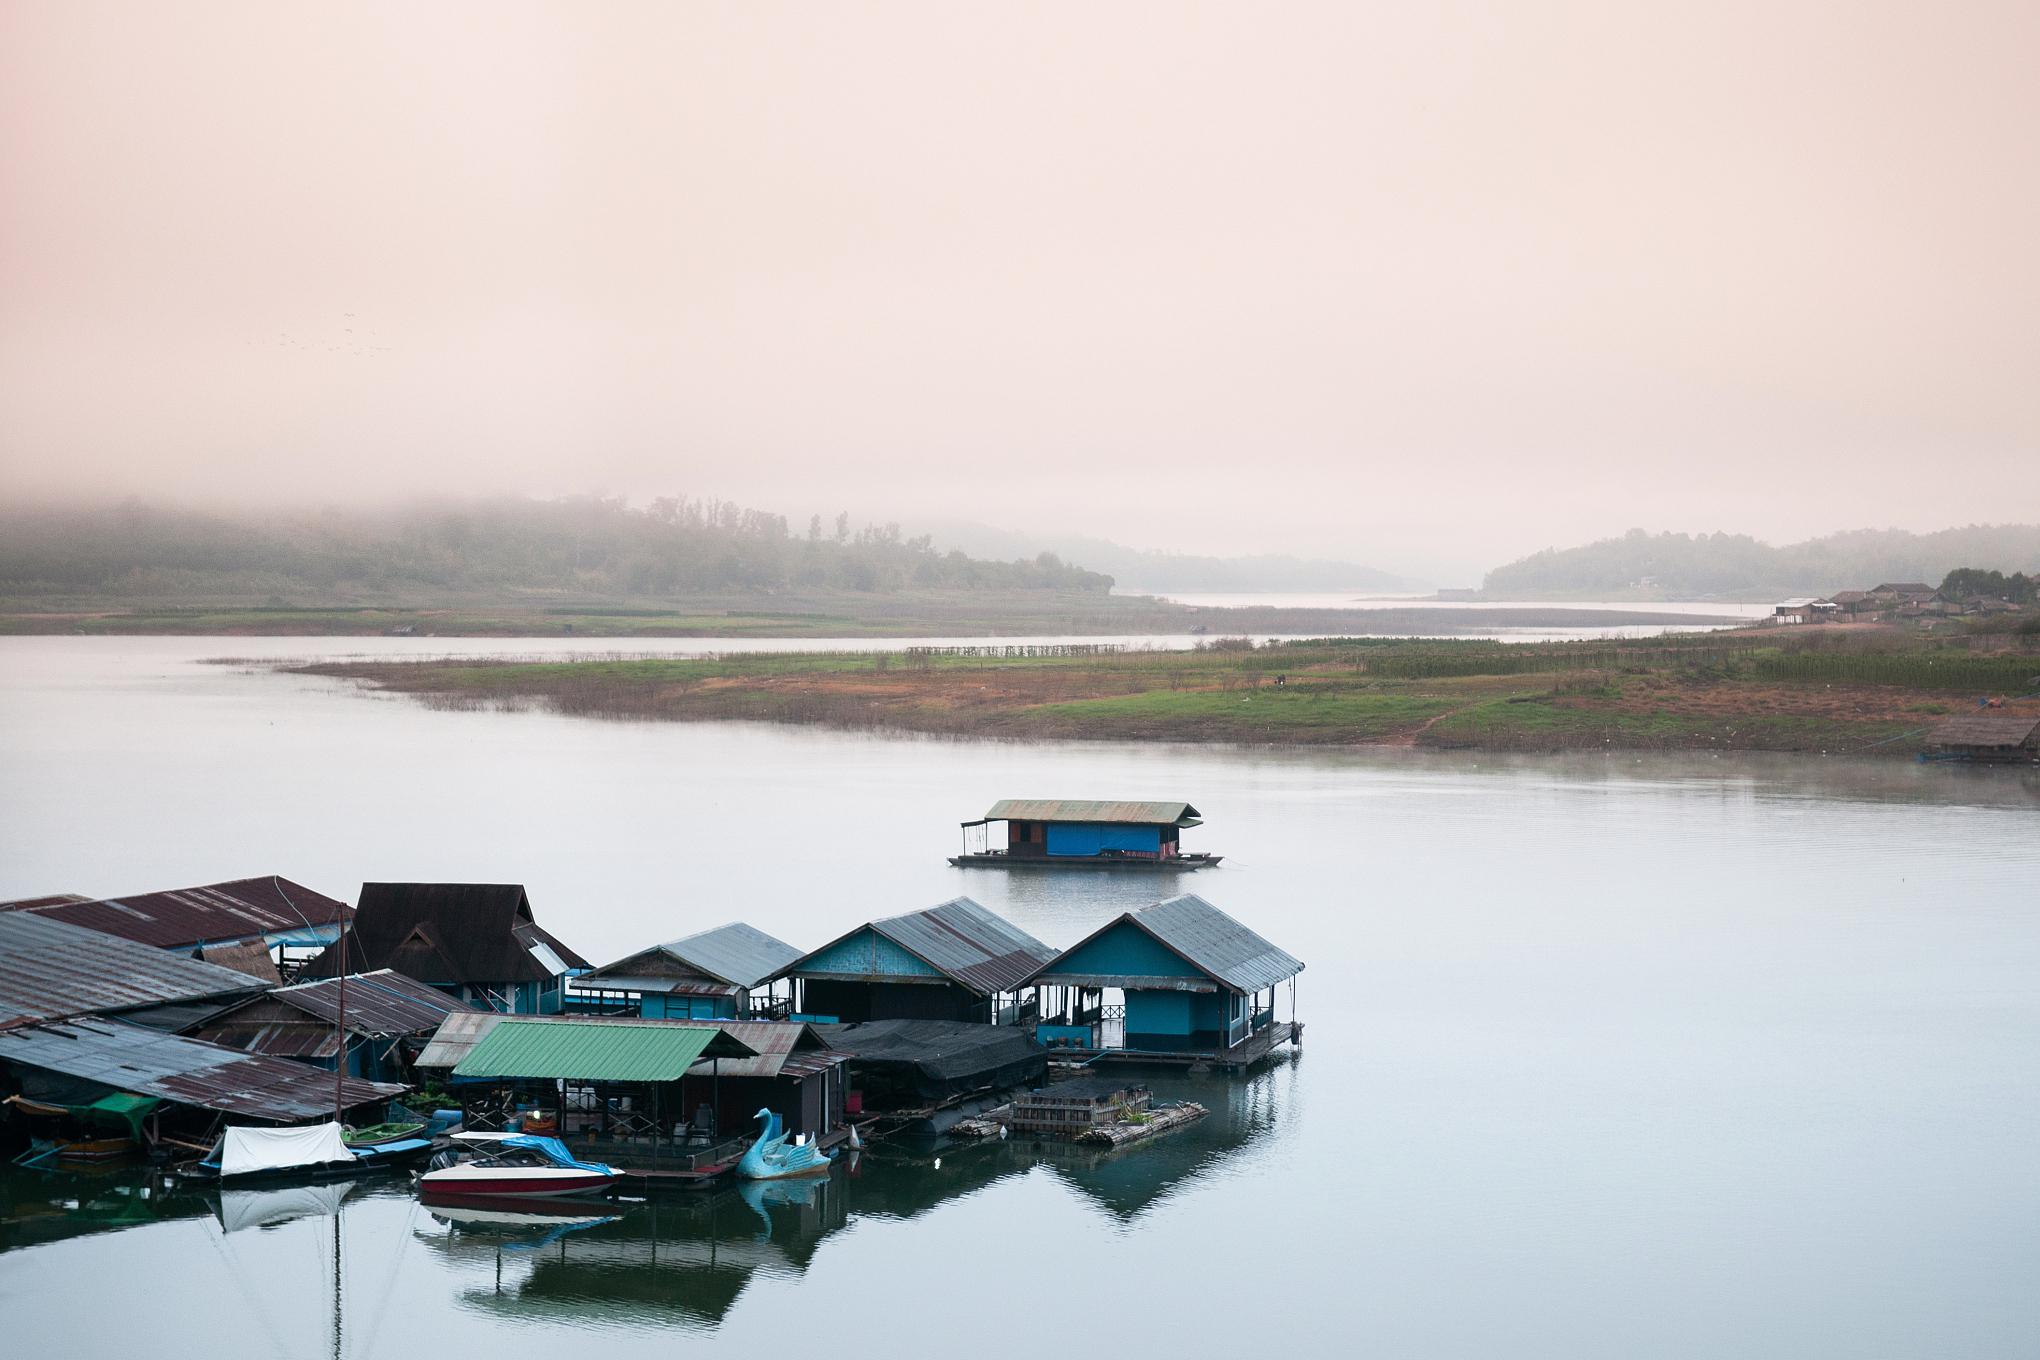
left=342, top=1121, right=427, bottom=1148
left=737, top=1109, right=833, bottom=1180
left=419, top=1133, right=618, bottom=1200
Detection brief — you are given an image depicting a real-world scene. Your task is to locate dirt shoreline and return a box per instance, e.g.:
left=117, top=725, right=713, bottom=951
left=291, top=634, right=2040, bottom=760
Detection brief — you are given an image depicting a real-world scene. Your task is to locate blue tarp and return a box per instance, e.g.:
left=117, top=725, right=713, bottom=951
left=500, top=1134, right=614, bottom=1176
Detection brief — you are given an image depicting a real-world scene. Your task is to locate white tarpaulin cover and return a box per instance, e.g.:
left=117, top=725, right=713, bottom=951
left=219, top=1121, right=354, bottom=1178
left=218, top=1180, right=356, bottom=1232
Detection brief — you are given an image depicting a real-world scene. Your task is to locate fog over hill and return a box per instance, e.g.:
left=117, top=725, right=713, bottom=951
left=919, top=521, right=1418, bottom=595
left=1483, top=525, right=2040, bottom=600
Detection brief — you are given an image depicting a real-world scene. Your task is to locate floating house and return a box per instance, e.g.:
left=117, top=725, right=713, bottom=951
left=1772, top=597, right=1838, bottom=625
left=772, top=897, right=1054, bottom=1025
left=301, top=883, right=590, bottom=1014
left=571, top=922, right=804, bottom=1020
left=1022, top=894, right=1303, bottom=1070
left=429, top=1014, right=778, bottom=1180
left=671, top=1021, right=846, bottom=1142
left=190, top=969, right=478, bottom=1084
left=1922, top=712, right=2040, bottom=764
left=951, top=800, right=1221, bottom=869
left=0, top=876, right=352, bottom=976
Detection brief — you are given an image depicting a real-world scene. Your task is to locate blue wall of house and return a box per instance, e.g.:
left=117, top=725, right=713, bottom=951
left=1053, top=920, right=1208, bottom=982
left=797, top=928, right=941, bottom=980
left=641, top=993, right=738, bottom=1020
left=1125, top=988, right=1229, bottom=1050
left=1046, top=823, right=1162, bottom=857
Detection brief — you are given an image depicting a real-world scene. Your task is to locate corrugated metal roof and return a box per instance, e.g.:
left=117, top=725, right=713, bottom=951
left=415, top=1011, right=505, bottom=1070
left=1127, top=895, right=1303, bottom=994
left=0, top=894, right=92, bottom=911
left=195, top=1021, right=344, bottom=1061
left=1927, top=713, right=2040, bottom=748
left=663, top=923, right=805, bottom=990
left=973, top=800, right=1202, bottom=827
left=454, top=1017, right=755, bottom=1082
left=197, top=940, right=283, bottom=985
left=0, top=914, right=267, bottom=1029
left=1025, top=894, right=1303, bottom=995
left=853, top=898, right=1056, bottom=996
left=0, top=877, right=351, bottom=950
left=670, top=1021, right=838, bottom=1080
left=267, top=970, right=475, bottom=1037
left=0, top=1016, right=402, bottom=1119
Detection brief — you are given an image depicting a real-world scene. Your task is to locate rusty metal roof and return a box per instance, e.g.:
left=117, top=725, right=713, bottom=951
left=1927, top=713, right=2040, bottom=748
left=854, top=897, right=1056, bottom=996
left=264, top=969, right=475, bottom=1037
left=0, top=914, right=267, bottom=1029
left=415, top=1010, right=506, bottom=1070
left=582, top=922, right=804, bottom=991
left=970, top=800, right=1202, bottom=827
left=670, top=1021, right=840, bottom=1080
left=194, top=1021, right=344, bottom=1061
left=0, top=1016, right=402, bottom=1119
left=0, top=877, right=351, bottom=950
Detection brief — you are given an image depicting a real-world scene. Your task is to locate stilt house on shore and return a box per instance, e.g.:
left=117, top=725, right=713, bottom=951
left=1022, top=894, right=1303, bottom=1070
left=571, top=922, right=804, bottom=1020
left=301, top=883, right=590, bottom=1014
left=771, top=897, right=1054, bottom=1025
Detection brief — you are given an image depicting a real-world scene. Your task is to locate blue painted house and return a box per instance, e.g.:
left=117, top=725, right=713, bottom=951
left=1022, top=894, right=1303, bottom=1062
left=571, top=922, right=805, bottom=1020
left=774, top=897, right=1055, bottom=1025
left=952, top=800, right=1222, bottom=869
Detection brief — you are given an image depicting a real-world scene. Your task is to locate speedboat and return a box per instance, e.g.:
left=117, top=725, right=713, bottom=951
left=419, top=1132, right=618, bottom=1200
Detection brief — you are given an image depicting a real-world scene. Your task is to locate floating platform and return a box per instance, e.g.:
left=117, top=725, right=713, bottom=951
left=946, top=852, right=1222, bottom=871
left=1045, top=1021, right=1303, bottom=1076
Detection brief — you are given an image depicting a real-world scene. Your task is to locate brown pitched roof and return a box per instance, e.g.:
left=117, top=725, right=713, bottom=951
left=301, top=883, right=589, bottom=985
left=1926, top=713, right=2040, bottom=749
left=0, top=877, right=350, bottom=950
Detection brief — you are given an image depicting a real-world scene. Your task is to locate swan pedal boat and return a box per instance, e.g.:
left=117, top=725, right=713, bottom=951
left=737, top=1108, right=834, bottom=1181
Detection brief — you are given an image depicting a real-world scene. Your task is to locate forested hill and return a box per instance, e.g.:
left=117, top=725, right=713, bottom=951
left=0, top=498, right=1115, bottom=603
left=1482, top=525, right=2040, bottom=599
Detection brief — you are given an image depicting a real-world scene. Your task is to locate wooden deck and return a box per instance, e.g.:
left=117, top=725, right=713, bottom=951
left=1051, top=1021, right=1301, bottom=1074
left=947, top=853, right=1222, bottom=871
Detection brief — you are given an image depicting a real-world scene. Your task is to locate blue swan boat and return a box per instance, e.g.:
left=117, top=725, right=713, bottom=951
left=736, top=1108, right=834, bottom=1181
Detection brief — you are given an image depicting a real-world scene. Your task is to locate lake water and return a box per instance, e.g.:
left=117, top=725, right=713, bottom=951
left=1, top=637, right=2037, bottom=1359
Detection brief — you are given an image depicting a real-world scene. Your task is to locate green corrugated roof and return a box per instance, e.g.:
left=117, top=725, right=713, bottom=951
left=453, top=1019, right=741, bottom=1081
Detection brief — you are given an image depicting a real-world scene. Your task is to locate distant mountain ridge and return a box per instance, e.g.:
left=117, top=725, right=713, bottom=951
left=920, top=520, right=1417, bottom=594
left=1482, top=525, right=2040, bottom=599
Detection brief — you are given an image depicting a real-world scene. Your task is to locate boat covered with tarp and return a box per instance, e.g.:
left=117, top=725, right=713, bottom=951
left=183, top=1121, right=433, bottom=1183
left=420, top=1132, right=618, bottom=1200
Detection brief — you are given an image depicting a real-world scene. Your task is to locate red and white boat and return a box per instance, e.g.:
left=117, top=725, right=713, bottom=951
left=419, top=1132, right=618, bottom=1200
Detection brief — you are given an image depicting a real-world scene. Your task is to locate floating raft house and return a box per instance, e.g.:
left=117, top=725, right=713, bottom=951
left=771, top=897, right=1053, bottom=1025
left=1024, top=894, right=1303, bottom=1071
left=1922, top=712, right=2040, bottom=763
left=952, top=800, right=1221, bottom=869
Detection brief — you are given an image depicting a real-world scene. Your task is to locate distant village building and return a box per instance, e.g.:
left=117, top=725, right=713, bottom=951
left=301, top=882, right=590, bottom=1014
left=1923, top=713, right=2040, bottom=764
left=1773, top=597, right=1839, bottom=624
left=572, top=922, right=805, bottom=1020
left=773, top=897, right=1054, bottom=1024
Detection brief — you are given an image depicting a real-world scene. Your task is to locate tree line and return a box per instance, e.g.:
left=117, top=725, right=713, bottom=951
left=0, top=497, right=1116, bottom=600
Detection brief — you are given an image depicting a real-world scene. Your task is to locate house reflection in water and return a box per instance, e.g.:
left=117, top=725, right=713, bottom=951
left=416, top=1064, right=1291, bottom=1330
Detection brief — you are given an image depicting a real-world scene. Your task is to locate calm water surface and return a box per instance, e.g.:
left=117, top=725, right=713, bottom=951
left=1, top=637, right=2035, bottom=1359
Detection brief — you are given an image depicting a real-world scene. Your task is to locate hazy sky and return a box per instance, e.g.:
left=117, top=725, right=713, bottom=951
left=3, top=2, right=2036, bottom=579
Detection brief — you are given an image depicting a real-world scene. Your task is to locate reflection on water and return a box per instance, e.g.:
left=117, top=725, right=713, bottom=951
left=0, top=1065, right=1289, bottom=1343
